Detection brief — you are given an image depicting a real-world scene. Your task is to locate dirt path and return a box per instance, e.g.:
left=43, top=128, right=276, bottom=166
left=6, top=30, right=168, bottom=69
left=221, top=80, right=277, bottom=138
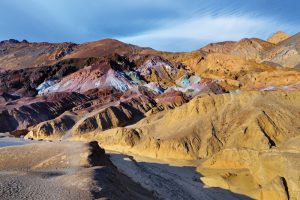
left=108, top=152, right=251, bottom=200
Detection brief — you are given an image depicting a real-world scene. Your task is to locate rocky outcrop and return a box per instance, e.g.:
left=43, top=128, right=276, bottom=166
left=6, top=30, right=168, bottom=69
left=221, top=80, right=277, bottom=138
left=25, top=113, right=77, bottom=140
left=74, top=104, right=142, bottom=135
left=136, top=55, right=186, bottom=86
left=72, top=95, right=156, bottom=136
left=198, top=136, right=300, bottom=199
left=26, top=93, right=156, bottom=140
left=263, top=32, right=300, bottom=68
left=267, top=31, right=290, bottom=44
left=155, top=91, right=188, bottom=108
left=0, top=92, right=88, bottom=133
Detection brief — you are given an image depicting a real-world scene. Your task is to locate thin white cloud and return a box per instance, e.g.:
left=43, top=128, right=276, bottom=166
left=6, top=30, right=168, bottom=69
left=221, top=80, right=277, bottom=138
left=120, top=15, right=299, bottom=51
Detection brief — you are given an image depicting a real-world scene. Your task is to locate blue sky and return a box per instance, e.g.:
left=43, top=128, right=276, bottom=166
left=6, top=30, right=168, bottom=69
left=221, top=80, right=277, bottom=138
left=0, top=0, right=299, bottom=51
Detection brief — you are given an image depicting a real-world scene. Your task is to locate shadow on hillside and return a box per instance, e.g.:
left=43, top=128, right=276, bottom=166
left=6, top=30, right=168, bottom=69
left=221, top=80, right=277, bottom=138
left=92, top=153, right=252, bottom=200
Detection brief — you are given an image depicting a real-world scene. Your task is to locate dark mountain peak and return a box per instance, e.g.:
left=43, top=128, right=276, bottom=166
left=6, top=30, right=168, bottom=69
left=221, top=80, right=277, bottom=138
left=0, top=39, right=29, bottom=45
left=0, top=39, right=20, bottom=44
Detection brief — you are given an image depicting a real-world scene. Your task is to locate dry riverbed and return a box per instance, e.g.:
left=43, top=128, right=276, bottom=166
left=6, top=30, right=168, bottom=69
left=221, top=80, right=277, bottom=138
left=0, top=138, right=250, bottom=200
left=108, top=151, right=251, bottom=200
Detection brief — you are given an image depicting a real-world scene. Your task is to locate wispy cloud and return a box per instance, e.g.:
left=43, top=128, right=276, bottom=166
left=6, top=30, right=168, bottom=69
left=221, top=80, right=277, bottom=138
left=120, top=14, right=299, bottom=52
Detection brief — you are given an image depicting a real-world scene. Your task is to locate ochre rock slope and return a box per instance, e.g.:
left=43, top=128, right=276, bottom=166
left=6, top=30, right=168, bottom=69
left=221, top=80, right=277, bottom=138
left=71, top=90, right=299, bottom=199
left=201, top=38, right=275, bottom=62
left=198, top=136, right=300, bottom=200
left=267, top=31, right=290, bottom=44
left=71, top=91, right=300, bottom=161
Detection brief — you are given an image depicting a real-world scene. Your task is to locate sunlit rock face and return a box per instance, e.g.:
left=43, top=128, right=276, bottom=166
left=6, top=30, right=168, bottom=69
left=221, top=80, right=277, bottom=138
left=36, top=79, right=58, bottom=94
left=267, top=31, right=290, bottom=44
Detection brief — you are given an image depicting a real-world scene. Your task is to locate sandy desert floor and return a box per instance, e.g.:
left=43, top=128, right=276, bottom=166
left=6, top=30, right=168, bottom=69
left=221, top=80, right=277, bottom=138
left=0, top=139, right=94, bottom=200
left=0, top=138, right=154, bottom=200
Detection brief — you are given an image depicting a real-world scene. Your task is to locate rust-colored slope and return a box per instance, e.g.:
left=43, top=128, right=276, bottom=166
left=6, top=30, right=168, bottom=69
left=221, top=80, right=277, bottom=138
left=0, top=40, right=77, bottom=70
left=64, top=39, right=144, bottom=59
left=0, top=39, right=144, bottom=70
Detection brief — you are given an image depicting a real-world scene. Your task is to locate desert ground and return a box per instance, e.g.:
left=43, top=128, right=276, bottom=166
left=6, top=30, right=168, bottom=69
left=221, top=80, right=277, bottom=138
left=0, top=138, right=250, bottom=200
left=0, top=138, right=155, bottom=200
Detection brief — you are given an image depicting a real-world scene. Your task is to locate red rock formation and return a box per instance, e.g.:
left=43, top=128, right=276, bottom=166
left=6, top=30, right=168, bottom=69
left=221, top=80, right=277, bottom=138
left=0, top=92, right=88, bottom=133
